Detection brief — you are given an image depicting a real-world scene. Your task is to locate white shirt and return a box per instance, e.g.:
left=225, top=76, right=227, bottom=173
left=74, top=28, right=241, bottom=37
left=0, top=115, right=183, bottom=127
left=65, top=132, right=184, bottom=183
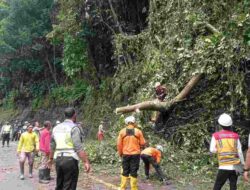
left=210, top=136, right=245, bottom=170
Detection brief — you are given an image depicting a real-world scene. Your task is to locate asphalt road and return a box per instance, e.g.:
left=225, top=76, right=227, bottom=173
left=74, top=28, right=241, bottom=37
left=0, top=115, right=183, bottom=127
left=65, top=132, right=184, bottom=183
left=0, top=141, right=55, bottom=190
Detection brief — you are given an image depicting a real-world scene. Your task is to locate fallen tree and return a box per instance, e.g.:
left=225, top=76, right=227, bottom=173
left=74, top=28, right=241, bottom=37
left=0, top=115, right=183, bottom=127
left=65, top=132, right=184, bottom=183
left=115, top=74, right=202, bottom=114
left=115, top=22, right=221, bottom=114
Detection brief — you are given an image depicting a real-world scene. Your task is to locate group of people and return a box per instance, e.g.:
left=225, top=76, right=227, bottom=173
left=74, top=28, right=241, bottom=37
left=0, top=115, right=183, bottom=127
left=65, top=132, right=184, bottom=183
left=15, top=108, right=90, bottom=189
left=117, top=115, right=168, bottom=190
left=16, top=120, right=61, bottom=183
left=3, top=104, right=250, bottom=190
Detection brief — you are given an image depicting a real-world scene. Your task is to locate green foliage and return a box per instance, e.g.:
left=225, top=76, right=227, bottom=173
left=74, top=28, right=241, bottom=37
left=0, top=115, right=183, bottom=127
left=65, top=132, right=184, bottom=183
left=31, top=96, right=43, bottom=110
left=0, top=0, right=54, bottom=98
left=10, top=58, right=44, bottom=74
left=2, top=89, right=18, bottom=109
left=62, top=34, right=88, bottom=77
left=46, top=0, right=85, bottom=40
left=85, top=140, right=119, bottom=165
left=0, top=0, right=53, bottom=50
left=49, top=79, right=90, bottom=105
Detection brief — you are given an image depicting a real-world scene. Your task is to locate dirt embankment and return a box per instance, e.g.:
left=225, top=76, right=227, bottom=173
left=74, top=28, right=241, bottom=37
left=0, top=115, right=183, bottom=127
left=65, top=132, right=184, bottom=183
left=0, top=106, right=83, bottom=125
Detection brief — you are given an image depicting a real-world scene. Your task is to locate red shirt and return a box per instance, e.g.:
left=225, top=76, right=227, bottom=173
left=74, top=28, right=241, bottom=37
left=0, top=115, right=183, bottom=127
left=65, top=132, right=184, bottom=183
left=39, top=128, right=51, bottom=154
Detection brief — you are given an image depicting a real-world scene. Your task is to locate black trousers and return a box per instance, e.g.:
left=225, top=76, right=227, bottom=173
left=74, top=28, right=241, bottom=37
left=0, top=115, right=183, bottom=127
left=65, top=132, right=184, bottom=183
left=55, top=156, right=79, bottom=190
left=2, top=133, right=10, bottom=146
left=213, top=169, right=238, bottom=190
left=122, top=154, right=140, bottom=178
left=141, top=154, right=165, bottom=180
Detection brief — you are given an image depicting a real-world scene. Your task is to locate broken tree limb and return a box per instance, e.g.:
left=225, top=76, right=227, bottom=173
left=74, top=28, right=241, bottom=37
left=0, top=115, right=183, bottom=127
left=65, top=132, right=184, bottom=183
left=173, top=74, right=202, bottom=102
left=115, top=74, right=202, bottom=114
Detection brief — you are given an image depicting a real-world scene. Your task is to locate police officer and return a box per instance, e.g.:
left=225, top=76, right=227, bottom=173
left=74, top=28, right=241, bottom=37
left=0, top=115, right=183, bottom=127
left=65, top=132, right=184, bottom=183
left=48, top=107, right=90, bottom=190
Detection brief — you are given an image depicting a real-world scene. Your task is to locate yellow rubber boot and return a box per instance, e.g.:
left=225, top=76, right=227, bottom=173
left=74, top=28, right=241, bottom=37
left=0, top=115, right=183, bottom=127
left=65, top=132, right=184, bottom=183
left=119, top=175, right=128, bottom=190
left=130, top=176, right=138, bottom=190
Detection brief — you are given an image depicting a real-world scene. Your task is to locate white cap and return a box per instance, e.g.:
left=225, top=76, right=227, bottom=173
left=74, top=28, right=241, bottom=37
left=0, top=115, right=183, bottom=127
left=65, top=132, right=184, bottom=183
left=56, top=120, right=60, bottom=124
left=125, top=116, right=135, bottom=124
left=154, top=82, right=161, bottom=88
left=156, top=145, right=163, bottom=152
left=24, top=121, right=29, bottom=125
left=218, top=113, right=233, bottom=127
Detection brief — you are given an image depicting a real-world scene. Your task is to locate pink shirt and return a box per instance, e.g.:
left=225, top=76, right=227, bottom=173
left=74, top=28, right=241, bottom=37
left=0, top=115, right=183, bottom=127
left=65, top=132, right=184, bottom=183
left=39, top=128, right=51, bottom=154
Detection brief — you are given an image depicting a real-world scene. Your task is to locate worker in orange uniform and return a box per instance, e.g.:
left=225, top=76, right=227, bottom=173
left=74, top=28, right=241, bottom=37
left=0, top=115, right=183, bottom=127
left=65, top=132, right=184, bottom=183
left=117, top=116, right=146, bottom=190
left=141, top=145, right=169, bottom=184
left=141, top=145, right=168, bottom=183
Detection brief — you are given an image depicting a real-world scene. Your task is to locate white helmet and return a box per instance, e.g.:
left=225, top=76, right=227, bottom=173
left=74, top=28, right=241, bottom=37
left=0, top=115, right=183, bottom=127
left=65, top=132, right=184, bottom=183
left=218, top=113, right=232, bottom=127
left=154, top=82, right=161, bottom=88
left=125, top=116, right=135, bottom=124
left=156, top=145, right=163, bottom=152
left=56, top=120, right=60, bottom=124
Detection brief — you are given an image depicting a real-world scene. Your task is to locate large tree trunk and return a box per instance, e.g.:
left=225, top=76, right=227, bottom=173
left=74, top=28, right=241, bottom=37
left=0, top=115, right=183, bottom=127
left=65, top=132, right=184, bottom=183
left=115, top=74, right=202, bottom=114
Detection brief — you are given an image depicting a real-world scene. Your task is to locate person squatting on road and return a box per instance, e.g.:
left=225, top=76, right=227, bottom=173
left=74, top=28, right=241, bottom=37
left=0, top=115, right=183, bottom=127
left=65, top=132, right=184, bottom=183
left=17, top=124, right=39, bottom=180
left=38, top=121, right=52, bottom=184
left=210, top=113, right=245, bottom=190
left=48, top=107, right=90, bottom=190
left=117, top=116, right=146, bottom=190
left=1, top=121, right=12, bottom=147
left=141, top=145, right=169, bottom=183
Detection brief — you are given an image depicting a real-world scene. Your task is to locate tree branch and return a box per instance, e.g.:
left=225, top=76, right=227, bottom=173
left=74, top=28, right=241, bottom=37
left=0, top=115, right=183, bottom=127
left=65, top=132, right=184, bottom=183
left=115, top=74, right=202, bottom=114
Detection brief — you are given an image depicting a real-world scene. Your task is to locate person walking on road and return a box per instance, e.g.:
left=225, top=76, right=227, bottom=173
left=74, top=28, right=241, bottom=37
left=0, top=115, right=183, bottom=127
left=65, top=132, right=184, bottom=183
left=38, top=121, right=52, bottom=184
left=48, top=107, right=90, bottom=190
left=117, top=116, right=146, bottom=190
left=141, top=145, right=169, bottom=183
left=210, top=113, right=245, bottom=190
left=17, top=124, right=39, bottom=180
left=1, top=121, right=12, bottom=147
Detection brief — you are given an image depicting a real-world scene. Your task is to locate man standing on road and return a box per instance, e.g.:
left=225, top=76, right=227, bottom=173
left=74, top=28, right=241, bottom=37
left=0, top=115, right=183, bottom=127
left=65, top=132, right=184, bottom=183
left=210, top=113, right=245, bottom=190
left=38, top=121, right=52, bottom=184
left=1, top=121, right=12, bottom=147
left=17, top=124, right=39, bottom=180
left=48, top=107, right=90, bottom=190
left=117, top=116, right=146, bottom=190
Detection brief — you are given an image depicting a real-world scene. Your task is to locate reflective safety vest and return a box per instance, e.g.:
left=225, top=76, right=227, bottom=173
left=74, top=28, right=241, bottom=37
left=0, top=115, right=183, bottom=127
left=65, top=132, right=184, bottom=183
left=213, top=130, right=240, bottom=166
left=52, top=121, right=78, bottom=160
left=2, top=125, right=11, bottom=133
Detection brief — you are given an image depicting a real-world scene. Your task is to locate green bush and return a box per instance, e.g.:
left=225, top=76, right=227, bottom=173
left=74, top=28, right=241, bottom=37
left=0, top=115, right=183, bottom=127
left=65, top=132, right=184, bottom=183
left=49, top=79, right=90, bottom=105
left=85, top=140, right=119, bottom=165
left=2, top=90, right=19, bottom=109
